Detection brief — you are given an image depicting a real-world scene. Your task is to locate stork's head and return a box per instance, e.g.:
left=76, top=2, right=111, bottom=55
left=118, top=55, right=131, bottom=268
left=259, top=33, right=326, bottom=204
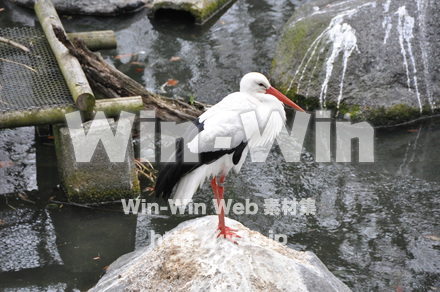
left=239, top=72, right=305, bottom=112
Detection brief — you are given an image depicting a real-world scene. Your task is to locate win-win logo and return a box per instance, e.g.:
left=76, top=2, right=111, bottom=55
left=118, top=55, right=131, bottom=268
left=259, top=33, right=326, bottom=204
left=64, top=110, right=374, bottom=163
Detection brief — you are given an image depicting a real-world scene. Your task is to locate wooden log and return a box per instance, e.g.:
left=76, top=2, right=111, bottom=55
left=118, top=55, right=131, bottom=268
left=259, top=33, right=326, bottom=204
left=0, top=96, right=143, bottom=129
left=35, top=0, right=95, bottom=111
left=67, top=31, right=117, bottom=51
left=52, top=25, right=206, bottom=122
left=94, top=96, right=143, bottom=117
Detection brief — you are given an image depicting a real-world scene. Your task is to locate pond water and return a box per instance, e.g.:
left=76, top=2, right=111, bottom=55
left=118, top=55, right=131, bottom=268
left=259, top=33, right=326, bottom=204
left=0, top=0, right=439, bottom=291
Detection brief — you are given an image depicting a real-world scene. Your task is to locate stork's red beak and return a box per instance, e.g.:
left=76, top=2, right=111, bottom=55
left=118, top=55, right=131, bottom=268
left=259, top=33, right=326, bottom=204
left=266, top=86, right=305, bottom=112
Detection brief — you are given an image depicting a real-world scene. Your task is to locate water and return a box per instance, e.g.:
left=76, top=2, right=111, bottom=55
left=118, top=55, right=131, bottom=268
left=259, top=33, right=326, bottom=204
left=0, top=0, right=439, bottom=291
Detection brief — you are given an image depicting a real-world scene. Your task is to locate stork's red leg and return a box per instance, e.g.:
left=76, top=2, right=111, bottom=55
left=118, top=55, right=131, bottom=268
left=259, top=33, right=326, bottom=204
left=210, top=177, right=221, bottom=206
left=210, top=174, right=241, bottom=244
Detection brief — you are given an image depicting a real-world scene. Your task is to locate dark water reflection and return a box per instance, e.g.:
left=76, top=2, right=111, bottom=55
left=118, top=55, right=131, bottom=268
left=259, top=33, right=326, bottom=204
left=0, top=0, right=439, bottom=291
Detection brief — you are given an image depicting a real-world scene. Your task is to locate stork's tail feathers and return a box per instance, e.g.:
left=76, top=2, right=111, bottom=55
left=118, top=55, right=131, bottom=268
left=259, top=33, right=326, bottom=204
left=154, top=139, right=192, bottom=200
left=154, top=163, right=180, bottom=200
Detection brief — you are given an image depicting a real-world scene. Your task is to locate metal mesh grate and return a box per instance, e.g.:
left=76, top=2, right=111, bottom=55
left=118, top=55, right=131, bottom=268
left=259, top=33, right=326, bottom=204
left=0, top=26, right=74, bottom=114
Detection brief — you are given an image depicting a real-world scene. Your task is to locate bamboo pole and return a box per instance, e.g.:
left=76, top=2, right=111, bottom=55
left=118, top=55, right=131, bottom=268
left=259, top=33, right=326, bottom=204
left=0, top=96, right=143, bottom=129
left=34, top=0, right=95, bottom=111
left=67, top=31, right=117, bottom=51
left=94, top=96, right=143, bottom=117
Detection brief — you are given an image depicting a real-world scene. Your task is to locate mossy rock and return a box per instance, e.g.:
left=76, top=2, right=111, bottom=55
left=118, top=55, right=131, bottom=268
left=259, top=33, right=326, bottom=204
left=271, top=0, right=440, bottom=126
left=53, top=118, right=140, bottom=203
left=148, top=0, right=236, bottom=24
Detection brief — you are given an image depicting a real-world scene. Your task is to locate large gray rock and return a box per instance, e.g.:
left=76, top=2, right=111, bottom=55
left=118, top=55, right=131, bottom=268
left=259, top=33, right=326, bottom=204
left=271, top=0, right=440, bottom=126
left=8, top=0, right=146, bottom=15
left=90, top=216, right=351, bottom=292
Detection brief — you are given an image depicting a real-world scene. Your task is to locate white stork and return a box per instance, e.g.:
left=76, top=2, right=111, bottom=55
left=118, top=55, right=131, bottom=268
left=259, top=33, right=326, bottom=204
left=155, top=72, right=305, bottom=243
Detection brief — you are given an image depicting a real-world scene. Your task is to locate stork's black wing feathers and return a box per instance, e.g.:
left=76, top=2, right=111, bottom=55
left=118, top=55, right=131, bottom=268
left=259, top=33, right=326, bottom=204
left=154, top=118, right=247, bottom=200
left=232, top=140, right=247, bottom=164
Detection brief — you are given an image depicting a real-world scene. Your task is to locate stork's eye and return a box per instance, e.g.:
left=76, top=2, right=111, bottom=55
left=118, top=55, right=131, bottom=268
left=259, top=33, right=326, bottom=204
left=258, top=83, right=266, bottom=88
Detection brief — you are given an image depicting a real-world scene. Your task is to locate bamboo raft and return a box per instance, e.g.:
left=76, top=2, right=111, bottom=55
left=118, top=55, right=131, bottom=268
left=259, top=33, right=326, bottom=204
left=0, top=0, right=142, bottom=129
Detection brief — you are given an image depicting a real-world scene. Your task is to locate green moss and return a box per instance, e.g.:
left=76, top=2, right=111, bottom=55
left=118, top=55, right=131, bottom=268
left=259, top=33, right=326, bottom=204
left=344, top=105, right=361, bottom=121
left=360, top=104, right=424, bottom=126
left=291, top=97, right=431, bottom=127
left=179, top=2, right=204, bottom=22
left=285, top=91, right=320, bottom=112
left=64, top=170, right=139, bottom=203
left=53, top=124, right=140, bottom=204
left=272, top=15, right=330, bottom=88
left=196, top=0, right=232, bottom=22
left=277, top=88, right=433, bottom=126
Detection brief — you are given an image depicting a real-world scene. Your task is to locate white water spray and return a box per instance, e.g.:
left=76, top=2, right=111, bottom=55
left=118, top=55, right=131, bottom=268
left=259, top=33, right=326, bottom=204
left=322, top=22, right=358, bottom=110
left=288, top=3, right=375, bottom=109
left=396, top=6, right=422, bottom=112
left=416, top=0, right=435, bottom=110
left=382, top=0, right=392, bottom=44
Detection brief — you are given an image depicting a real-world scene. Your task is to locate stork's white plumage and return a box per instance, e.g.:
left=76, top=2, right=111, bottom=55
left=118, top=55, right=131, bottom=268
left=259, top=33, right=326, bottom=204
left=155, top=72, right=305, bottom=243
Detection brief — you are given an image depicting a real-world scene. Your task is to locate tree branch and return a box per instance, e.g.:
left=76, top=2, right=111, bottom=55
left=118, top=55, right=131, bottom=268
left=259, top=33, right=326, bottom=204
left=0, top=36, right=30, bottom=52
left=52, top=24, right=205, bottom=122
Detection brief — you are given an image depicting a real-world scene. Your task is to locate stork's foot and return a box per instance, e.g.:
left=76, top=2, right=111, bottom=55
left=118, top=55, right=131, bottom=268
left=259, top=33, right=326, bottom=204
left=216, top=225, right=241, bottom=244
